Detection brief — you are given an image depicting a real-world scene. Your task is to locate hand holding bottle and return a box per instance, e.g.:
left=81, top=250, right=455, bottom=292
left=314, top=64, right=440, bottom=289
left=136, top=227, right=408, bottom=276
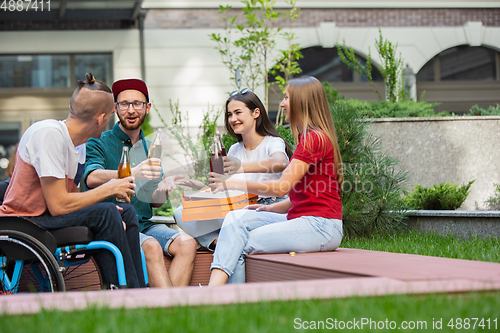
left=223, top=156, right=242, bottom=175
left=109, top=176, right=136, bottom=203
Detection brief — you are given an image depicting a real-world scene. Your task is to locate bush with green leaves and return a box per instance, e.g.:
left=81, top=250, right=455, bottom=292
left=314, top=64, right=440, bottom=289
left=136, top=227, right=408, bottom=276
left=485, top=183, right=500, bottom=210
left=468, top=104, right=500, bottom=116
left=152, top=200, right=174, bottom=217
left=403, top=181, right=475, bottom=210
left=329, top=98, right=444, bottom=118
left=323, top=83, right=410, bottom=238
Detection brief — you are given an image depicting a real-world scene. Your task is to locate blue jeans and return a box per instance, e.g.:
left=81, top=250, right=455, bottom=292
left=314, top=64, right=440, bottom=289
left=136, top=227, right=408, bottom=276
left=210, top=209, right=343, bottom=284
left=174, top=197, right=287, bottom=250
left=30, top=202, right=145, bottom=288
left=140, top=223, right=180, bottom=256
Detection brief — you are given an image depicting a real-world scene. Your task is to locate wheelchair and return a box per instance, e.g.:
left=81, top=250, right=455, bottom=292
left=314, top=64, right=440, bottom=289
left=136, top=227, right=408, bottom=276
left=0, top=183, right=148, bottom=294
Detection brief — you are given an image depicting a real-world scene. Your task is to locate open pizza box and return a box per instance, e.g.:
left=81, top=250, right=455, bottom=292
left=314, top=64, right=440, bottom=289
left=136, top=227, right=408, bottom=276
left=181, top=190, right=258, bottom=222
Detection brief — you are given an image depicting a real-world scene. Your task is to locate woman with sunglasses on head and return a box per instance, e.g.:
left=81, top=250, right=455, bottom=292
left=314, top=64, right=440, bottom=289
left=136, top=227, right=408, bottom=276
left=208, top=76, right=344, bottom=285
left=174, top=88, right=292, bottom=256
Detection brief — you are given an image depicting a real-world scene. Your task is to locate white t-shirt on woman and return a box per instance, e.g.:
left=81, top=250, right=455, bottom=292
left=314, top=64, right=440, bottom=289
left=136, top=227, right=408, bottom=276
left=227, top=136, right=288, bottom=184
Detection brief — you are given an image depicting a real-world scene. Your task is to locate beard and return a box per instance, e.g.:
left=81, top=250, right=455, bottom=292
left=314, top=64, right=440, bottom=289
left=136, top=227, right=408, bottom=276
left=117, top=111, right=147, bottom=131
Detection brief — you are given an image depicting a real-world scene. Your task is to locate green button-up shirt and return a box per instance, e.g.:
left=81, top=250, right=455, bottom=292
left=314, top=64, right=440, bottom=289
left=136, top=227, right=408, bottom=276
left=84, top=122, right=160, bottom=232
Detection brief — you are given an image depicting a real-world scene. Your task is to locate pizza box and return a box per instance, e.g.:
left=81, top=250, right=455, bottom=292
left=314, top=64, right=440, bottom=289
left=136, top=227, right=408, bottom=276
left=181, top=190, right=258, bottom=222
left=182, top=190, right=258, bottom=208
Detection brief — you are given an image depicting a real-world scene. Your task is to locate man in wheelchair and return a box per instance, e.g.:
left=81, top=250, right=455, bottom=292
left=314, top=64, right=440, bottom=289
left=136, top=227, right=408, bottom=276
left=0, top=72, right=146, bottom=289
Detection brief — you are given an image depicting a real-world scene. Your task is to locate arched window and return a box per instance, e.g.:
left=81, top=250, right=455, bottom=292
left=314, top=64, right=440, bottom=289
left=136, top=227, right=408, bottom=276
left=268, top=46, right=383, bottom=119
left=297, top=46, right=383, bottom=83
left=417, top=45, right=499, bottom=81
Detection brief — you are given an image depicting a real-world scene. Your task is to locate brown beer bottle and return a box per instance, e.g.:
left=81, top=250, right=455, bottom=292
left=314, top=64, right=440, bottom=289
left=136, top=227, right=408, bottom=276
left=117, top=146, right=132, bottom=202
left=210, top=136, right=224, bottom=174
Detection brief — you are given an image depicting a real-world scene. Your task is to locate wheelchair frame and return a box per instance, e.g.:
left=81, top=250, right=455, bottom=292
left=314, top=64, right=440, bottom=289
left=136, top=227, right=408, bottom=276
left=1, top=216, right=148, bottom=293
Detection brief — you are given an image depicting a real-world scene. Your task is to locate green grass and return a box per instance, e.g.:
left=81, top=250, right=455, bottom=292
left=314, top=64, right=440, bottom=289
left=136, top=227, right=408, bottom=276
left=1, top=231, right=499, bottom=332
left=1, top=292, right=499, bottom=332
left=342, top=230, right=500, bottom=263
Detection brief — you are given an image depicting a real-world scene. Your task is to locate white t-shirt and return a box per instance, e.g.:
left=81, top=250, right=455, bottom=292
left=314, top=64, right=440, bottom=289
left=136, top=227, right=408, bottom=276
left=20, top=119, right=79, bottom=180
left=227, top=135, right=288, bottom=184
left=0, top=119, right=79, bottom=216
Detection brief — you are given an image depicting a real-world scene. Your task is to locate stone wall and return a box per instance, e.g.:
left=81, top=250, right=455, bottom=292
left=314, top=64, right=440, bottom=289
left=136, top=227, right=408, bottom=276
left=369, top=116, right=500, bottom=210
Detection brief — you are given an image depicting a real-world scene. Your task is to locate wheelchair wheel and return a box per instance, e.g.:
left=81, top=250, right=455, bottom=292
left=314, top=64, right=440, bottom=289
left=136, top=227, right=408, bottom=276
left=0, top=230, right=65, bottom=293
left=62, top=255, right=105, bottom=291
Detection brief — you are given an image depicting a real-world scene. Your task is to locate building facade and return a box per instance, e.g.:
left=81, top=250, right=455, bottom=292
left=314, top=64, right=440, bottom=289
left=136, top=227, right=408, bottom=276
left=0, top=0, right=499, bottom=179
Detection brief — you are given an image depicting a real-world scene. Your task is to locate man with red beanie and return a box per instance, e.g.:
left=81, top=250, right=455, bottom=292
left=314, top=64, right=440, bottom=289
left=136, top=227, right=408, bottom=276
left=84, top=78, right=196, bottom=287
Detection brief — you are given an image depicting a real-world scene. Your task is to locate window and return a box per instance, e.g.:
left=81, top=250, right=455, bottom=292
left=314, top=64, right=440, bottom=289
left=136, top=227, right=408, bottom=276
left=417, top=46, right=499, bottom=82
left=0, top=55, right=69, bottom=88
left=75, top=54, right=113, bottom=86
left=0, top=53, right=113, bottom=88
left=297, top=46, right=383, bottom=83
left=0, top=122, right=21, bottom=181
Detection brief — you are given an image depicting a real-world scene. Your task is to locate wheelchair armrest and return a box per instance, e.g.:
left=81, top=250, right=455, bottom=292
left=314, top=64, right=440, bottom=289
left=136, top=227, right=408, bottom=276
left=50, top=226, right=95, bottom=247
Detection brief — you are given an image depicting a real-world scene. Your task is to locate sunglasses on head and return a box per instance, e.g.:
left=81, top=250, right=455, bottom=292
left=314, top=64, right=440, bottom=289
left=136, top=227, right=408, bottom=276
left=229, top=88, right=249, bottom=97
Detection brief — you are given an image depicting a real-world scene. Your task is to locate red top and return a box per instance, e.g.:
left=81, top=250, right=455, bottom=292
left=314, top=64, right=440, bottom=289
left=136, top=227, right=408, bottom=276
left=287, top=130, right=342, bottom=220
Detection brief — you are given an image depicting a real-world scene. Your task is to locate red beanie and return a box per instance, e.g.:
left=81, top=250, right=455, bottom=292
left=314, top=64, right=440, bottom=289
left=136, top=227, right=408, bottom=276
left=112, top=78, right=149, bottom=102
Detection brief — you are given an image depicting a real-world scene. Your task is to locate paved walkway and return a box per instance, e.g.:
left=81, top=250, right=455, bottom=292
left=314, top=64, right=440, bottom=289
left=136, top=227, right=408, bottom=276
left=2, top=248, right=500, bottom=315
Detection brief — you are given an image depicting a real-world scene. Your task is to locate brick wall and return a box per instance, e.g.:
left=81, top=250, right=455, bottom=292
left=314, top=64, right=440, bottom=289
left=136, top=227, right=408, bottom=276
left=1, top=8, right=497, bottom=31
left=145, top=8, right=500, bottom=29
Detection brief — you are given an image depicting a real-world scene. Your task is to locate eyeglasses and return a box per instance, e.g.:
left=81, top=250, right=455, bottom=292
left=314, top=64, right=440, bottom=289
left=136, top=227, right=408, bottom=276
left=229, top=88, right=249, bottom=97
left=116, top=101, right=147, bottom=111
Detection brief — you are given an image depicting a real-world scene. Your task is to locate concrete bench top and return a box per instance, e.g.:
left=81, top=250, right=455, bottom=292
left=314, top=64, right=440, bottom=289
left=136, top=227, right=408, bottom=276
left=150, top=216, right=175, bottom=224
left=407, top=210, right=500, bottom=218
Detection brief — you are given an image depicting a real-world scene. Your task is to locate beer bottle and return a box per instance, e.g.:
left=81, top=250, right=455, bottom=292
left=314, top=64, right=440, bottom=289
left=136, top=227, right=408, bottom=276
left=210, top=136, right=224, bottom=174
left=148, top=128, right=162, bottom=167
left=117, top=146, right=132, bottom=202
left=215, top=130, right=227, bottom=156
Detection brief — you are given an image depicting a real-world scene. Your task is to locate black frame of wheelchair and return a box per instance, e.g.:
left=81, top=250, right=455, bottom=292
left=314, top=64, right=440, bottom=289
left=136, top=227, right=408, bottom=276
left=1, top=216, right=148, bottom=293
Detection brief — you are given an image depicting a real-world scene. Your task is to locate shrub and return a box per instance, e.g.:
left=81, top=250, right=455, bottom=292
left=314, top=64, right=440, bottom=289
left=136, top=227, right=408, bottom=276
left=333, top=99, right=444, bottom=118
left=324, top=83, right=410, bottom=238
left=152, top=201, right=174, bottom=217
left=485, top=183, right=500, bottom=210
left=468, top=104, right=500, bottom=116
left=403, top=181, right=475, bottom=210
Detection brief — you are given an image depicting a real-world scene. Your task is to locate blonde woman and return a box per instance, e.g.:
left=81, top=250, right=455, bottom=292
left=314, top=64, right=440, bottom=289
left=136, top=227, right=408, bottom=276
left=208, top=76, right=344, bottom=285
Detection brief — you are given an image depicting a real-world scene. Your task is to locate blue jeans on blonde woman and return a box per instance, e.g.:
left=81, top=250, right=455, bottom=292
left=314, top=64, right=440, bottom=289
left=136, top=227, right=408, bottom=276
left=210, top=209, right=343, bottom=284
left=174, top=197, right=286, bottom=251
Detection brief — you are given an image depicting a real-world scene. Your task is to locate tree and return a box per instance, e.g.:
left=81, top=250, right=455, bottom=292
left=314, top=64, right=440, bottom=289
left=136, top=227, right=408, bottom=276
left=337, top=28, right=405, bottom=102
left=324, top=83, right=409, bottom=237
left=209, top=0, right=301, bottom=110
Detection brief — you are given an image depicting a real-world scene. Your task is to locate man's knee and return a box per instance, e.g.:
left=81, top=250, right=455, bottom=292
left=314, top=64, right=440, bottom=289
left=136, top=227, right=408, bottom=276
left=172, top=234, right=197, bottom=256
left=142, top=238, right=164, bottom=261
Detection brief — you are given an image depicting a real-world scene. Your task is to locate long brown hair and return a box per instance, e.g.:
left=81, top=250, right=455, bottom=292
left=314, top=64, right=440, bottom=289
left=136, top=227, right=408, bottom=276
left=287, top=76, right=343, bottom=187
left=224, top=90, right=293, bottom=159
